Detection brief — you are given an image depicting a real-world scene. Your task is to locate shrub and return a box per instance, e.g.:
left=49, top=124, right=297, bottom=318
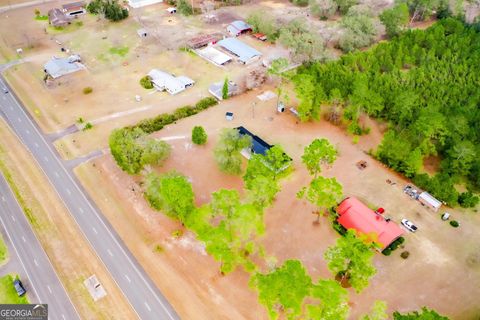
left=83, top=122, right=93, bottom=131
left=83, top=87, right=93, bottom=94
left=140, top=76, right=153, bottom=89
left=449, top=220, right=459, bottom=228
left=291, top=0, right=309, bottom=6
left=458, top=191, right=479, bottom=208
left=177, top=0, right=193, bottom=15
left=400, top=251, right=410, bottom=259
left=382, top=248, right=392, bottom=256
left=192, top=126, right=208, bottom=145
left=195, top=97, right=217, bottom=110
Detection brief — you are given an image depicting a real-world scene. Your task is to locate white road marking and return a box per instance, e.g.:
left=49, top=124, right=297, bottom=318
left=92, top=227, right=97, bottom=234
left=66, top=188, right=71, bottom=195
left=34, top=259, right=39, bottom=267
left=43, top=156, right=48, bottom=162
left=54, top=171, right=60, bottom=178
left=47, top=285, right=53, bottom=294
left=17, top=117, right=21, bottom=122
left=34, top=142, right=39, bottom=148
left=79, top=207, right=84, bottom=213
left=21, top=236, right=26, bottom=243
left=107, top=249, right=113, bottom=257
left=125, top=274, right=131, bottom=283
left=11, top=215, right=15, bottom=222
left=62, top=314, right=66, bottom=320
left=144, top=302, right=151, bottom=312
left=1, top=196, right=5, bottom=202
left=25, top=129, right=30, bottom=134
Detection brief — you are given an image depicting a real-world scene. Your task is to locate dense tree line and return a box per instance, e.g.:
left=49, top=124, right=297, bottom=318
left=87, top=0, right=129, bottom=21
left=294, top=18, right=480, bottom=205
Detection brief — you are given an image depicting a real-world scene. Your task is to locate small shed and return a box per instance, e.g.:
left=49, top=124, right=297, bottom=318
left=166, top=7, right=176, bottom=13
left=227, top=20, right=252, bottom=37
left=217, top=38, right=261, bottom=64
left=137, top=28, right=148, bottom=37
left=128, top=0, right=163, bottom=8
left=225, top=112, right=234, bottom=121
left=418, top=192, right=442, bottom=211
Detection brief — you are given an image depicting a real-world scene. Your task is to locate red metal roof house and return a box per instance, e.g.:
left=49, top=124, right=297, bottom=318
left=337, top=197, right=404, bottom=250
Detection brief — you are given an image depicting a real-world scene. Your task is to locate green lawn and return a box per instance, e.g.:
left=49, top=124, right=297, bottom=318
left=0, top=233, right=8, bottom=265
left=0, top=274, right=29, bottom=304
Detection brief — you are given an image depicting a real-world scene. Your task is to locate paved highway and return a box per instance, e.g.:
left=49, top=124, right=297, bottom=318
left=0, top=76, right=179, bottom=319
left=0, top=174, right=80, bottom=320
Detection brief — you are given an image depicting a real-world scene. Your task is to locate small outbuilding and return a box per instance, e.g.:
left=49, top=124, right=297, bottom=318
left=227, top=20, right=252, bottom=37
left=147, top=69, right=194, bottom=95
left=44, top=55, right=85, bottom=79
left=217, top=38, right=262, bottom=64
left=62, top=1, right=86, bottom=16
left=48, top=8, right=72, bottom=27
left=418, top=192, right=442, bottom=212
left=208, top=80, right=238, bottom=100
left=137, top=28, right=148, bottom=37
left=337, top=197, right=405, bottom=250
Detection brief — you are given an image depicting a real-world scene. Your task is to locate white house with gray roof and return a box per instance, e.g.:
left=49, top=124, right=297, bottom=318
left=147, top=69, right=194, bottom=95
left=44, top=55, right=85, bottom=79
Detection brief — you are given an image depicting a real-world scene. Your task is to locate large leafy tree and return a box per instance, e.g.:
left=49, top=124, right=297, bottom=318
left=250, top=260, right=313, bottom=320
left=393, top=307, right=449, bottom=320
left=339, top=10, right=377, bottom=52
left=324, top=230, right=377, bottom=292
left=306, top=279, right=350, bottom=320
left=278, top=19, right=325, bottom=62
left=214, top=128, right=252, bottom=175
left=109, top=128, right=170, bottom=174
left=144, top=171, right=195, bottom=223
left=297, top=176, right=343, bottom=222
left=362, top=301, right=388, bottom=320
left=302, top=138, right=338, bottom=177
left=380, top=3, right=410, bottom=38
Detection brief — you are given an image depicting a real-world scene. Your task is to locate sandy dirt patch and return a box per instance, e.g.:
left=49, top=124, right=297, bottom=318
left=76, top=88, right=480, bottom=319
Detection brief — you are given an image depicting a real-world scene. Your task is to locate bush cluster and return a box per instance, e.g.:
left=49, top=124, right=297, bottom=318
left=133, top=97, right=217, bottom=134
left=382, top=237, right=405, bottom=256
left=139, top=76, right=153, bottom=89
left=449, top=220, right=459, bottom=228
left=83, top=87, right=93, bottom=94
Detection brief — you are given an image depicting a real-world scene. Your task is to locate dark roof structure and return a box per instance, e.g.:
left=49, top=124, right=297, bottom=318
left=236, top=126, right=272, bottom=155
left=48, top=8, right=72, bottom=27
left=62, top=1, right=86, bottom=11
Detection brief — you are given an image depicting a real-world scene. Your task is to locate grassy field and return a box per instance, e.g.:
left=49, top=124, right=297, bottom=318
left=0, top=274, right=29, bottom=304
left=0, top=234, right=7, bottom=265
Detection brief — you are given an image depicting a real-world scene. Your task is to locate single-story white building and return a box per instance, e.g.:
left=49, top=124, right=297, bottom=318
left=418, top=192, right=442, bottom=211
left=195, top=46, right=232, bottom=66
left=128, top=0, right=163, bottom=8
left=44, top=55, right=85, bottom=79
left=217, top=38, right=262, bottom=64
left=147, top=69, right=194, bottom=95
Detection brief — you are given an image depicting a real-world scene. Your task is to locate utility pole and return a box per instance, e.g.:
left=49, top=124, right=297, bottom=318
left=252, top=101, right=256, bottom=119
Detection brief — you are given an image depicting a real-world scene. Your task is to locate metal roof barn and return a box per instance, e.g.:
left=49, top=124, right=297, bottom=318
left=337, top=197, right=405, bottom=250
left=217, top=38, right=261, bottom=64
left=196, top=46, right=232, bottom=66
left=227, top=20, right=252, bottom=36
